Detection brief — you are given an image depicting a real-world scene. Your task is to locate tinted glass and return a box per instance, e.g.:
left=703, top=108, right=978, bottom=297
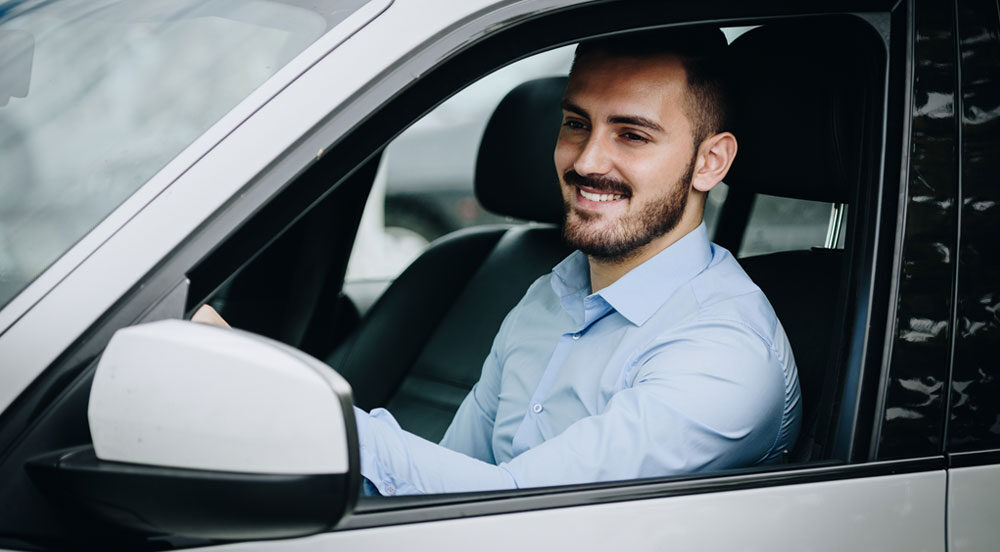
left=0, top=0, right=371, bottom=310
left=878, top=0, right=957, bottom=459
left=948, top=0, right=1000, bottom=452
left=738, top=194, right=832, bottom=257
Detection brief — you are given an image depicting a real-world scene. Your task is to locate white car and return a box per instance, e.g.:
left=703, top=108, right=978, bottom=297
left=1, top=0, right=998, bottom=550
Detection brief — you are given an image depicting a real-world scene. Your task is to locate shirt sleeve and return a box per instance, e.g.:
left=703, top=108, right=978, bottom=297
left=355, top=318, right=795, bottom=495
left=506, top=319, right=794, bottom=487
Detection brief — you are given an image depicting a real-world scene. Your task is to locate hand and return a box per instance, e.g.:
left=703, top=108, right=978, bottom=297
left=192, top=304, right=231, bottom=328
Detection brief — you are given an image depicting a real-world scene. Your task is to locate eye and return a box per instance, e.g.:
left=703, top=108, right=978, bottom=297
left=621, top=132, right=649, bottom=143
left=562, top=118, right=588, bottom=131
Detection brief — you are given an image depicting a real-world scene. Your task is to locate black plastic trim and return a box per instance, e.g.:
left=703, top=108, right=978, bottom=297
left=947, top=448, right=1000, bottom=468
left=340, top=456, right=944, bottom=530
left=25, top=445, right=352, bottom=540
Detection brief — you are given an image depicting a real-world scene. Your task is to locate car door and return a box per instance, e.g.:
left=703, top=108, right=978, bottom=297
left=0, top=0, right=955, bottom=550
left=200, top=1, right=953, bottom=550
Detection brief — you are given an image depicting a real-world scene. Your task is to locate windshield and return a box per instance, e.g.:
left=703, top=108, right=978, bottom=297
left=0, top=0, right=371, bottom=310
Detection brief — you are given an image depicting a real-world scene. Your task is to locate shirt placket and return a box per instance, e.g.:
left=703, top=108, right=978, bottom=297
left=510, top=293, right=613, bottom=456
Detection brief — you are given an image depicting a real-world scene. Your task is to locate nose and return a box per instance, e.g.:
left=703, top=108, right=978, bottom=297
left=573, top=133, right=613, bottom=176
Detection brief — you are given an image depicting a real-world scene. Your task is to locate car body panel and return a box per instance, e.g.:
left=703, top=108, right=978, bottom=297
left=948, top=463, right=1000, bottom=552
left=203, top=471, right=946, bottom=551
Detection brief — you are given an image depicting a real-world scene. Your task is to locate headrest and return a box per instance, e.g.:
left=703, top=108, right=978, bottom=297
left=475, top=76, right=567, bottom=224
left=725, top=20, right=878, bottom=204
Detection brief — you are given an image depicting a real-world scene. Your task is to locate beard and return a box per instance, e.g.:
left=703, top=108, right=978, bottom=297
left=561, top=159, right=694, bottom=263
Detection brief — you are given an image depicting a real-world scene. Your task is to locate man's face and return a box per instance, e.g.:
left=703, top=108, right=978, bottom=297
left=555, top=51, right=700, bottom=262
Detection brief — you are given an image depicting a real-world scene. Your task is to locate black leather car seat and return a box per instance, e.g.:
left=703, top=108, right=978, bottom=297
left=328, top=77, right=572, bottom=441
left=726, top=20, right=879, bottom=460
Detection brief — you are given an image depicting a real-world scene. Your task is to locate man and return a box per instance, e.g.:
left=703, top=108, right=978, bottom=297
left=196, top=28, right=802, bottom=495
left=347, top=28, right=801, bottom=495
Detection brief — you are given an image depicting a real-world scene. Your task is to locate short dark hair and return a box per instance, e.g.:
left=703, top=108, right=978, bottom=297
left=571, top=27, right=730, bottom=145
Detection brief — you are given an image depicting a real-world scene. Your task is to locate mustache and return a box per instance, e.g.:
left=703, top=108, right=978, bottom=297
left=562, top=170, right=632, bottom=197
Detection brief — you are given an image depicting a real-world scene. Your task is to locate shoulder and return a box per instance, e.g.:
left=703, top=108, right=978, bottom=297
left=687, top=246, right=783, bottom=350
left=636, top=245, right=793, bottom=376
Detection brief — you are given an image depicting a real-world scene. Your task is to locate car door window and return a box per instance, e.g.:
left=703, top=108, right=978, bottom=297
left=875, top=0, right=959, bottom=460
left=344, top=46, right=575, bottom=312
left=739, top=195, right=840, bottom=256
left=947, top=0, right=1000, bottom=453
left=345, top=46, right=736, bottom=312
left=333, top=13, right=887, bottom=472
left=946, top=3, right=1000, bottom=550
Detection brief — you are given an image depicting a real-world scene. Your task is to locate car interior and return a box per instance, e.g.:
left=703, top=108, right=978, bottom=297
left=192, top=16, right=884, bottom=476
left=321, top=19, right=879, bottom=464
left=197, top=15, right=883, bottom=474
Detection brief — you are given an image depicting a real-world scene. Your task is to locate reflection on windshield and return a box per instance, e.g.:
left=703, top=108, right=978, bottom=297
left=0, top=0, right=370, bottom=310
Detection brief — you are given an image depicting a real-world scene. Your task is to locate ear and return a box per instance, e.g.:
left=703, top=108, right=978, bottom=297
left=691, top=132, right=737, bottom=193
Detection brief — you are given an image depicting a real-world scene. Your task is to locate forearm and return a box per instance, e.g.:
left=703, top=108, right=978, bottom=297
left=355, top=407, right=516, bottom=495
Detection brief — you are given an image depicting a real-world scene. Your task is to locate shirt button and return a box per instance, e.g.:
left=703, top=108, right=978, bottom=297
left=532, top=403, right=543, bottom=414
left=572, top=333, right=581, bottom=340
left=384, top=483, right=396, bottom=496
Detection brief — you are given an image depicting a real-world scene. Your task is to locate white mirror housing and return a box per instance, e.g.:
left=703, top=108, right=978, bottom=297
left=88, top=319, right=353, bottom=475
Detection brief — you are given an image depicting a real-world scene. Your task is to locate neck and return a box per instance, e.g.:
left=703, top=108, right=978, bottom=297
left=588, top=214, right=702, bottom=293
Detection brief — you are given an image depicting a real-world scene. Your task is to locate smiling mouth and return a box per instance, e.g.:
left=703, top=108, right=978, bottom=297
left=578, top=189, right=624, bottom=202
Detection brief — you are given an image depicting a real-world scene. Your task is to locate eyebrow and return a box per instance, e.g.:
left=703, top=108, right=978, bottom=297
left=560, top=99, right=665, bottom=133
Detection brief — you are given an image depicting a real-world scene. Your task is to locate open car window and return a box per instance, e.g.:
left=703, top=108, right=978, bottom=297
left=345, top=38, right=844, bottom=317
left=196, top=16, right=884, bottom=478
left=320, top=16, right=884, bottom=497
left=344, top=46, right=576, bottom=313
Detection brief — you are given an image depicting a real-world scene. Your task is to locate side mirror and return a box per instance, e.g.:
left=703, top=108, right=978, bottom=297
left=27, top=320, right=359, bottom=540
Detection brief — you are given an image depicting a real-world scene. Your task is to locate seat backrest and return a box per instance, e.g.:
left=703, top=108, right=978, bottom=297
left=726, top=19, right=879, bottom=460
left=329, top=77, right=570, bottom=441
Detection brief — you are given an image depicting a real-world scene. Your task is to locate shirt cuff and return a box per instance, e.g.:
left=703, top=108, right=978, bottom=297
left=353, top=406, right=404, bottom=496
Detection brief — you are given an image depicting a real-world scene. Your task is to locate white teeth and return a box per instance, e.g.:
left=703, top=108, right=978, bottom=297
left=580, top=189, right=623, bottom=202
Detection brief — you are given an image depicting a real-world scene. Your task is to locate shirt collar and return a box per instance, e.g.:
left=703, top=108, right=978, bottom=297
left=551, top=222, right=713, bottom=327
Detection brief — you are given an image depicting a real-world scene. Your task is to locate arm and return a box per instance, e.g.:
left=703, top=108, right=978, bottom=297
left=356, top=319, right=794, bottom=495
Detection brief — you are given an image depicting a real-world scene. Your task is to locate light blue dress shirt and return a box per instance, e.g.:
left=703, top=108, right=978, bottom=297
left=354, top=223, right=801, bottom=495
